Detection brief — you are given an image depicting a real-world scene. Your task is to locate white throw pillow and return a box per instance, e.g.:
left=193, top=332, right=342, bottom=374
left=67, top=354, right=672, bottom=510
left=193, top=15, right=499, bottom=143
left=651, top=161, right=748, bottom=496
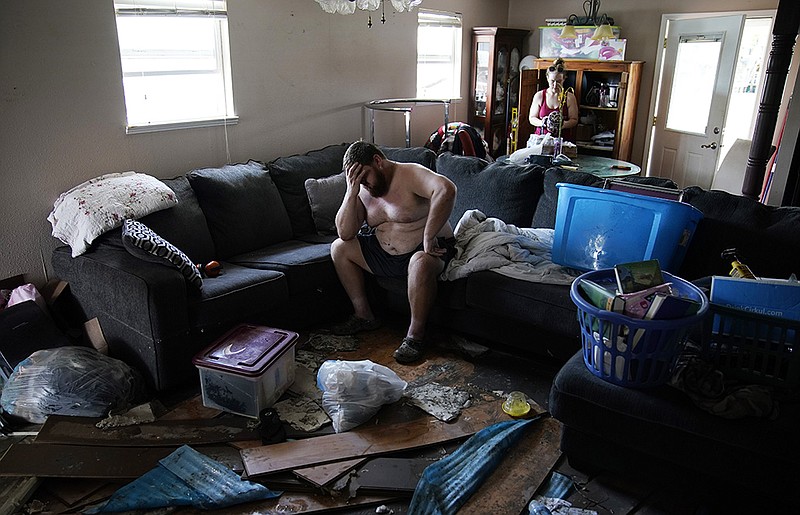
left=48, top=171, right=178, bottom=257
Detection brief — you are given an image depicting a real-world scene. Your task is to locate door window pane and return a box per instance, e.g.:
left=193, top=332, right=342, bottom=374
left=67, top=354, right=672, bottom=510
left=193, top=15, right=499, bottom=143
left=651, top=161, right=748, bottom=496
left=665, top=35, right=722, bottom=134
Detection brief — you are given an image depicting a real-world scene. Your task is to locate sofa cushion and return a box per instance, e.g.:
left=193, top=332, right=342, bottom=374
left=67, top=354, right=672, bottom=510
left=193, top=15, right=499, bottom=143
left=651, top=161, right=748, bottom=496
left=138, top=176, right=216, bottom=264
left=305, top=172, right=346, bottom=235
left=188, top=161, right=292, bottom=259
left=227, top=240, right=336, bottom=296
left=381, top=146, right=437, bottom=171
left=531, top=168, right=679, bottom=229
left=464, top=271, right=578, bottom=338
left=679, top=186, right=800, bottom=280
left=121, top=219, right=203, bottom=292
left=187, top=263, right=287, bottom=330
left=268, top=144, right=350, bottom=237
left=436, top=152, right=546, bottom=229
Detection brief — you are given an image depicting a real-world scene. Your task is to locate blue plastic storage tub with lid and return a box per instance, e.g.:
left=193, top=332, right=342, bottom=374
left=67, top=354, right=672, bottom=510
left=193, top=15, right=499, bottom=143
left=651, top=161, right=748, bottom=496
left=551, top=183, right=703, bottom=273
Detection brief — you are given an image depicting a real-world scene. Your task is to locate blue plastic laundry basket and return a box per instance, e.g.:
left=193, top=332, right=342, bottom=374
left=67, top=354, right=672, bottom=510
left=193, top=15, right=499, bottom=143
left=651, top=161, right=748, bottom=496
left=570, top=269, right=709, bottom=388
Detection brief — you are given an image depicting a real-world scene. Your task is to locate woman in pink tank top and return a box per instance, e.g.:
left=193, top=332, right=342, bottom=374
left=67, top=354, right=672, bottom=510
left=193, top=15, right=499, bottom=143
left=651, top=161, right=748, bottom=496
left=529, top=58, right=579, bottom=141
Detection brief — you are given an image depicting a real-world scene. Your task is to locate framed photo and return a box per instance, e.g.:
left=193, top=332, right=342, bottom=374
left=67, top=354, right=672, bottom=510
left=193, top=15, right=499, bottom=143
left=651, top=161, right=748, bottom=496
left=539, top=26, right=622, bottom=60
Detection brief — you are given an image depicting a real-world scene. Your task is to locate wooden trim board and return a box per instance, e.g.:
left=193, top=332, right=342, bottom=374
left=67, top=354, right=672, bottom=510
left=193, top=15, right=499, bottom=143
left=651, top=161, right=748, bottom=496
left=0, top=444, right=174, bottom=478
left=293, top=458, right=368, bottom=487
left=241, top=401, right=516, bottom=477
left=35, top=415, right=259, bottom=446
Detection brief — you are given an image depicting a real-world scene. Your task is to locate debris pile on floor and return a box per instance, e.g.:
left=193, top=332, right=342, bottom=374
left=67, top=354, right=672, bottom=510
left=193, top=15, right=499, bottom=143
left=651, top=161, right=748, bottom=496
left=0, top=329, right=562, bottom=514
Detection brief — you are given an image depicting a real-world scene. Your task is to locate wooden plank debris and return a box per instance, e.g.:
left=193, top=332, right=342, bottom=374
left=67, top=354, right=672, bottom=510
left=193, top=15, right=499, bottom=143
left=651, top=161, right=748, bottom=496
left=35, top=415, right=258, bottom=446
left=158, top=394, right=221, bottom=421
left=352, top=457, right=430, bottom=494
left=168, top=493, right=400, bottom=514
left=43, top=478, right=119, bottom=508
left=0, top=444, right=174, bottom=478
left=241, top=400, right=511, bottom=477
left=293, top=458, right=368, bottom=487
left=0, top=476, right=41, bottom=514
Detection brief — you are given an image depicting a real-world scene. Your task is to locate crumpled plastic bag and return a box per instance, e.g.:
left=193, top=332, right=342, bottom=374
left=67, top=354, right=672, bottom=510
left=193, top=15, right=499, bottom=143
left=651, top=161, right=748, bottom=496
left=0, top=346, right=145, bottom=424
left=316, top=359, right=407, bottom=433
left=6, top=283, right=48, bottom=313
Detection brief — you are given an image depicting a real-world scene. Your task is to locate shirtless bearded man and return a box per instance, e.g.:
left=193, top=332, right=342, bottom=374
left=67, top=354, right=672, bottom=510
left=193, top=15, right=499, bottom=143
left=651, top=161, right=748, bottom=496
left=331, top=141, right=457, bottom=363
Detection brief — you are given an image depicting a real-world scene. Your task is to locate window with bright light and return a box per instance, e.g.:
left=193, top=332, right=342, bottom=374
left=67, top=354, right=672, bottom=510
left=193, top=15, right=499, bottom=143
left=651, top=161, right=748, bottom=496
left=417, top=10, right=462, bottom=99
left=114, top=1, right=236, bottom=133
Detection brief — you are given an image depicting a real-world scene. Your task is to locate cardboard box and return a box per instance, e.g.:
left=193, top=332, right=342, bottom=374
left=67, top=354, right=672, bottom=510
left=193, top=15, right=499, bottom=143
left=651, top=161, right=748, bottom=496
left=193, top=324, right=298, bottom=418
left=539, top=26, right=622, bottom=59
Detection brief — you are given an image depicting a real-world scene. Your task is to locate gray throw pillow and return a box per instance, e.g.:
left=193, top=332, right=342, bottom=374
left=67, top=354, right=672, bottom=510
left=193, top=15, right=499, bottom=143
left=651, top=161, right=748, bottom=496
left=121, top=219, right=203, bottom=292
left=305, top=173, right=346, bottom=235
left=268, top=144, right=350, bottom=237
left=436, top=152, right=546, bottom=229
left=188, top=161, right=292, bottom=259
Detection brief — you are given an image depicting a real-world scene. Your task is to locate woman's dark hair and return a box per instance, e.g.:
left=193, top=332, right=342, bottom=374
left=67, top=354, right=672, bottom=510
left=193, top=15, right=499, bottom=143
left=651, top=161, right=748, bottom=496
left=548, top=58, right=566, bottom=74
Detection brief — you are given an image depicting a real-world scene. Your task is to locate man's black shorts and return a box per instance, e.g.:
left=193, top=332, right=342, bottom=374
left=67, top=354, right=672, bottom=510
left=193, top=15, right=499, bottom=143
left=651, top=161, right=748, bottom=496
left=357, top=233, right=457, bottom=279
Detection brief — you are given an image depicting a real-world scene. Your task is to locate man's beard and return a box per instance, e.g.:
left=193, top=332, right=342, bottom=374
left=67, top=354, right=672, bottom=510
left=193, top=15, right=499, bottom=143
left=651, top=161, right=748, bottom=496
left=366, top=173, right=389, bottom=197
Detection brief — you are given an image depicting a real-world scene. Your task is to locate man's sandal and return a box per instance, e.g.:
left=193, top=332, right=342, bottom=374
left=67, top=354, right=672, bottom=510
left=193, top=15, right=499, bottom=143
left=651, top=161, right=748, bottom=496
left=330, top=315, right=382, bottom=336
left=393, top=336, right=427, bottom=364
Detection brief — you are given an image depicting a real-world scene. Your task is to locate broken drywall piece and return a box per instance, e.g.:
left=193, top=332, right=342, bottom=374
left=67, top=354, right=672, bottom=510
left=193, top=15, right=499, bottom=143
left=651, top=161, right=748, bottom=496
left=273, top=397, right=330, bottom=432
left=295, top=349, right=329, bottom=371
left=404, top=382, right=471, bottom=422
left=288, top=364, right=323, bottom=401
left=96, top=403, right=156, bottom=430
left=305, top=333, right=359, bottom=353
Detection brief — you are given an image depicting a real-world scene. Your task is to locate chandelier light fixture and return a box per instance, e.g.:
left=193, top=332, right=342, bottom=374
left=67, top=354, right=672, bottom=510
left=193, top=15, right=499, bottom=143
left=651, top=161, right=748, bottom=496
left=559, top=0, right=615, bottom=41
left=314, top=0, right=423, bottom=27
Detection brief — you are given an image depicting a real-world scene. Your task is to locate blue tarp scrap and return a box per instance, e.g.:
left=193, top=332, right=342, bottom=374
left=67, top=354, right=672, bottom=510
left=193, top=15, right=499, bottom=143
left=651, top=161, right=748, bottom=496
left=408, top=416, right=544, bottom=515
left=84, top=445, right=281, bottom=513
left=539, top=471, right=574, bottom=499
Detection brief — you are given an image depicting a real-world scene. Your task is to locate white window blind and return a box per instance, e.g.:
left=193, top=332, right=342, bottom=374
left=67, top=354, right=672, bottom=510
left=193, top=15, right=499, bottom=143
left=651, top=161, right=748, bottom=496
left=114, top=0, right=237, bottom=133
left=417, top=10, right=462, bottom=100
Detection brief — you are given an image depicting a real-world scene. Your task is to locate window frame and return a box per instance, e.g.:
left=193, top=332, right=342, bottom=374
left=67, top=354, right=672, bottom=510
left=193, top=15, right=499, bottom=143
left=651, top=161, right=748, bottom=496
left=113, top=0, right=238, bottom=134
left=416, top=9, right=463, bottom=100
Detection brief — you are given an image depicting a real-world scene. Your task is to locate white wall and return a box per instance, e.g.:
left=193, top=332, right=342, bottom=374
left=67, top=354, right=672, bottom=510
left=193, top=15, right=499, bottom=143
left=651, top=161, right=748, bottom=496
left=0, top=0, right=508, bottom=287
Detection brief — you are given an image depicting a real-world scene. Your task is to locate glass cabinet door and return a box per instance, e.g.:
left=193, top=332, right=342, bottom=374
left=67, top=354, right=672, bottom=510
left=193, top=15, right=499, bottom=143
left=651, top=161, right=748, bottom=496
left=494, top=46, right=507, bottom=116
left=474, top=41, right=489, bottom=116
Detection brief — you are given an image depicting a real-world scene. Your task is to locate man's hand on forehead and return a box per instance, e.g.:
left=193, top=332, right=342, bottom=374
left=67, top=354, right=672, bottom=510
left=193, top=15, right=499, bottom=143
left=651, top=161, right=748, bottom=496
left=345, top=162, right=367, bottom=189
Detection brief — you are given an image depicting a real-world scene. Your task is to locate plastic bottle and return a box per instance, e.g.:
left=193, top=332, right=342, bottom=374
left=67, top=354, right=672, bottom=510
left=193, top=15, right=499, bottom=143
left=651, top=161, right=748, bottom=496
left=721, top=249, right=757, bottom=279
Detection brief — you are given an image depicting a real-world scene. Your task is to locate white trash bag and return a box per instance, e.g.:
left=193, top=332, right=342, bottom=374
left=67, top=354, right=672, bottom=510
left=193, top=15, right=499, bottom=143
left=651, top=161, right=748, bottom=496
left=316, top=359, right=407, bottom=433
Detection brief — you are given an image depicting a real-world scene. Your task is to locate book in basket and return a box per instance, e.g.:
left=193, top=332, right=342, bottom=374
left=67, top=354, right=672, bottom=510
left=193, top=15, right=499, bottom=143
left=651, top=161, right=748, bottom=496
left=614, top=259, right=665, bottom=295
left=644, top=292, right=702, bottom=320
left=617, top=283, right=673, bottom=319
left=578, top=278, right=620, bottom=311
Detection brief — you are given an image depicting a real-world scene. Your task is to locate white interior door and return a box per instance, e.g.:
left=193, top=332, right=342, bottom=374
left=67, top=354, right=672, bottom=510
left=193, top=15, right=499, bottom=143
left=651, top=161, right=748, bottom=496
left=649, top=15, right=745, bottom=188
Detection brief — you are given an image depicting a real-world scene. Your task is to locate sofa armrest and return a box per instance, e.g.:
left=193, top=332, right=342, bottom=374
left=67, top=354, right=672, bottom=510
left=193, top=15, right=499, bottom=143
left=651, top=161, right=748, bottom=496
left=52, top=244, right=191, bottom=342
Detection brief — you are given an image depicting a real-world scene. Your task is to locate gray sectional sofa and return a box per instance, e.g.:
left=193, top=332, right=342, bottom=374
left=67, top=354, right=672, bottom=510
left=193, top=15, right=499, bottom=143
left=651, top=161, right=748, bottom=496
left=51, top=144, right=800, bottom=505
